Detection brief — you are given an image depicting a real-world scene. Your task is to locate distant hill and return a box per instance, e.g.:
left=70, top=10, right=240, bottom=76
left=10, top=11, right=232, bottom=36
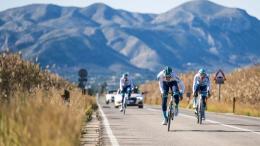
left=0, top=0, right=259, bottom=80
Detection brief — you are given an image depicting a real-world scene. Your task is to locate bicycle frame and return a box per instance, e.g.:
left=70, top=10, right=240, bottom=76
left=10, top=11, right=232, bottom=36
left=168, top=95, right=175, bottom=131
left=122, top=87, right=131, bottom=115
left=167, top=92, right=179, bottom=132
left=196, top=91, right=207, bottom=124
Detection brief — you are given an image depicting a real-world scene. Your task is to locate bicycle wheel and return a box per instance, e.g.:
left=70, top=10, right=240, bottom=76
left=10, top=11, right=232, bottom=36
left=123, top=104, right=126, bottom=115
left=123, top=97, right=127, bottom=115
left=198, top=97, right=203, bottom=124
left=167, top=107, right=172, bottom=132
left=172, top=106, right=175, bottom=120
left=195, top=97, right=199, bottom=124
left=196, top=106, right=199, bottom=124
left=167, top=101, right=173, bottom=132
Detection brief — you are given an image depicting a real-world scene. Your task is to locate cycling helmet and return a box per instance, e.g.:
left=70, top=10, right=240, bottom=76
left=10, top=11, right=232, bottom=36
left=123, top=72, right=128, bottom=78
left=164, top=66, right=172, bottom=76
left=199, top=68, right=206, bottom=76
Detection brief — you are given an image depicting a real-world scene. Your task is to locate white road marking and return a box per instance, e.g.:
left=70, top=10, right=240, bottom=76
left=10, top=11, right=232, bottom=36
left=206, top=119, right=260, bottom=136
left=145, top=107, right=159, bottom=112
left=145, top=107, right=260, bottom=136
left=97, top=95, right=120, bottom=146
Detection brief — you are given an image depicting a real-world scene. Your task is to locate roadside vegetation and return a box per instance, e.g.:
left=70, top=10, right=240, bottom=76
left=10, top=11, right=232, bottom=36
left=140, top=65, right=260, bottom=117
left=0, top=52, right=97, bottom=146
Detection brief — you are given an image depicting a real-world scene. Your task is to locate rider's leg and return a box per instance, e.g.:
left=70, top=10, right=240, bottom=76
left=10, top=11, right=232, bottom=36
left=120, top=87, right=126, bottom=111
left=172, top=81, right=180, bottom=116
left=202, top=95, right=207, bottom=109
left=173, top=94, right=179, bottom=116
left=121, top=93, right=125, bottom=104
left=162, top=81, right=169, bottom=123
left=193, top=84, right=199, bottom=109
left=202, top=96, right=206, bottom=107
left=199, top=85, right=207, bottom=119
left=171, top=81, right=179, bottom=106
left=200, top=85, right=208, bottom=109
left=162, top=94, right=168, bottom=120
left=127, top=85, right=132, bottom=99
left=201, top=95, right=207, bottom=119
left=173, top=94, right=179, bottom=107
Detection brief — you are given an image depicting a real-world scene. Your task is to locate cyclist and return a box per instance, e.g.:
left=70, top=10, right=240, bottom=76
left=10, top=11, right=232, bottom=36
left=192, top=68, right=211, bottom=118
left=119, top=73, right=133, bottom=112
left=157, top=66, right=185, bottom=125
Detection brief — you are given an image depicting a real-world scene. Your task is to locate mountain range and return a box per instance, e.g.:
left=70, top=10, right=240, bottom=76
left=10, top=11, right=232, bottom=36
left=0, top=0, right=259, bottom=80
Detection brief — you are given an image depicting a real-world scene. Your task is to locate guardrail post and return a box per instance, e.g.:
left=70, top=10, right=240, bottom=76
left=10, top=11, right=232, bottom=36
left=233, top=97, right=236, bottom=113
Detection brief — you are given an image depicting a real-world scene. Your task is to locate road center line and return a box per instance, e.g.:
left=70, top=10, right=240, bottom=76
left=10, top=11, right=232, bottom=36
left=145, top=107, right=260, bottom=135
left=97, top=95, right=120, bottom=146
left=206, top=119, right=260, bottom=136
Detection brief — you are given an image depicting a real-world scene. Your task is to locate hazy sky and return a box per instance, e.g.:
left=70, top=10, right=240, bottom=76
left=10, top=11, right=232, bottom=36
left=1, top=0, right=260, bottom=19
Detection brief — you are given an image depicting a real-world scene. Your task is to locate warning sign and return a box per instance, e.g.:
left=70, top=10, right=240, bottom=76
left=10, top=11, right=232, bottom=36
left=215, top=69, right=226, bottom=84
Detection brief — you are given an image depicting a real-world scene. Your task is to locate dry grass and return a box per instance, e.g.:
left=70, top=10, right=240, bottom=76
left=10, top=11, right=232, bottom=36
left=140, top=65, right=260, bottom=117
left=0, top=52, right=97, bottom=146
left=0, top=52, right=68, bottom=101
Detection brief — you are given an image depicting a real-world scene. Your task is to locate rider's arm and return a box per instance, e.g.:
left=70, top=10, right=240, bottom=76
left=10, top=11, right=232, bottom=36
left=192, top=74, right=198, bottom=94
left=157, top=71, right=164, bottom=94
left=119, top=78, right=123, bottom=91
left=156, top=70, right=164, bottom=80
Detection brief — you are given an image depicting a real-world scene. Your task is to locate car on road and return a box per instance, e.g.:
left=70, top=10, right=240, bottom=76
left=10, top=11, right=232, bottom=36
left=105, top=89, right=117, bottom=104
left=114, top=89, right=144, bottom=108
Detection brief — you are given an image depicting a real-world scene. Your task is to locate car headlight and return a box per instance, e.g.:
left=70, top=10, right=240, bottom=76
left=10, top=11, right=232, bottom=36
left=136, top=96, right=143, bottom=101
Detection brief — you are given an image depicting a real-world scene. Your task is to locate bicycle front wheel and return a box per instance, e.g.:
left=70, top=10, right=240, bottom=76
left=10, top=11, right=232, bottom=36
left=123, top=97, right=127, bottom=115
left=167, top=110, right=172, bottom=132
left=198, top=98, right=204, bottom=124
left=124, top=101, right=127, bottom=115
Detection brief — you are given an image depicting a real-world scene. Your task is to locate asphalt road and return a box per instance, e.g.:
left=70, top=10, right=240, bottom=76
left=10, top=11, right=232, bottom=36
left=98, top=96, right=260, bottom=146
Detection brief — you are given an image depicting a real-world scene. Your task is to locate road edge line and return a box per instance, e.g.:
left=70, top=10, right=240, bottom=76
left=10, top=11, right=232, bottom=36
left=96, top=94, right=120, bottom=146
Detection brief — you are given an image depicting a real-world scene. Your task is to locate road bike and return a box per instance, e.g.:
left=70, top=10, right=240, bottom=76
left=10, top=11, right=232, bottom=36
left=167, top=92, right=179, bottom=131
left=122, top=87, right=131, bottom=115
left=122, top=95, right=128, bottom=115
left=196, top=91, right=207, bottom=124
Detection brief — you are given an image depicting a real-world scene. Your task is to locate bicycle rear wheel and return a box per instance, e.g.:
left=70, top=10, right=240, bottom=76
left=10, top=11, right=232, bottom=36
left=167, top=100, right=174, bottom=131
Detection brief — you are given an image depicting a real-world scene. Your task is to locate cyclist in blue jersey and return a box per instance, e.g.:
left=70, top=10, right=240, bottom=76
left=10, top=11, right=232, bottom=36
left=119, top=73, right=133, bottom=112
left=192, top=68, right=211, bottom=117
left=157, top=66, right=185, bottom=125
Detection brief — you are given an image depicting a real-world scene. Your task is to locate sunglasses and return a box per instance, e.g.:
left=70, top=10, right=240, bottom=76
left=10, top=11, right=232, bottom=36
left=200, top=73, right=206, bottom=77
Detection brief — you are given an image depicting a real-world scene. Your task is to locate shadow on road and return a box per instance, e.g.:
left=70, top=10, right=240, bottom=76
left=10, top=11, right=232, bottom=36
left=125, top=113, right=158, bottom=116
left=170, top=129, right=260, bottom=133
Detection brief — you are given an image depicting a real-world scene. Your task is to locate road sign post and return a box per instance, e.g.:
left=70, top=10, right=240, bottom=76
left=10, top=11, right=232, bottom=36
left=214, top=69, right=226, bottom=102
left=218, top=84, right=221, bottom=102
left=78, top=69, right=88, bottom=95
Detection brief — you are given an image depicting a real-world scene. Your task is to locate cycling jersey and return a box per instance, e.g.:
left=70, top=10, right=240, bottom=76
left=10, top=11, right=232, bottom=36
left=192, top=73, right=211, bottom=94
left=119, top=76, right=133, bottom=91
left=157, top=70, right=185, bottom=94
